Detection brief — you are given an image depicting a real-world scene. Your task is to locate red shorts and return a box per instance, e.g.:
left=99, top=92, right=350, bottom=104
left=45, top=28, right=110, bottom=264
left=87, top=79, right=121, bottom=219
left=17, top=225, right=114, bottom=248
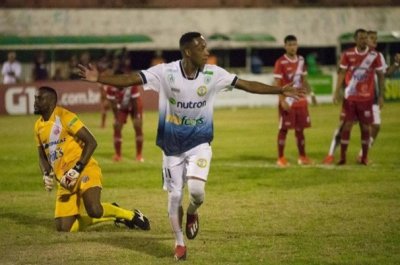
left=279, top=105, right=311, bottom=130
left=117, top=97, right=143, bottom=124
left=342, top=99, right=373, bottom=124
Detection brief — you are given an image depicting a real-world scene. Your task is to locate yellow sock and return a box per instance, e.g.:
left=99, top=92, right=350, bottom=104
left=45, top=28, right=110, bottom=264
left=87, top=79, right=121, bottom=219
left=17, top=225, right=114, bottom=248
left=101, top=203, right=134, bottom=220
left=69, top=216, right=116, bottom=232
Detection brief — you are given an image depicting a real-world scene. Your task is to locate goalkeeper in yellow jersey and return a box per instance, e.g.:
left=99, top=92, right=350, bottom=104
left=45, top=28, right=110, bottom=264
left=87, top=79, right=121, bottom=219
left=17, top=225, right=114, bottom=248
left=33, top=86, right=150, bottom=232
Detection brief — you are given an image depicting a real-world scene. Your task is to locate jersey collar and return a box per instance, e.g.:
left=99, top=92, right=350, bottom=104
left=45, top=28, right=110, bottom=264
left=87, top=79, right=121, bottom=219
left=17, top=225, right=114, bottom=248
left=355, top=46, right=369, bottom=55
left=180, top=60, right=200, bottom=80
left=284, top=54, right=298, bottom=63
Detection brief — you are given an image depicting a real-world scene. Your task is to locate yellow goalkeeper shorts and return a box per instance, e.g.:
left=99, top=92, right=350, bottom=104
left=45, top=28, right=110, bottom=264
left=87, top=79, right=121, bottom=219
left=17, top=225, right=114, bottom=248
left=54, top=161, right=103, bottom=218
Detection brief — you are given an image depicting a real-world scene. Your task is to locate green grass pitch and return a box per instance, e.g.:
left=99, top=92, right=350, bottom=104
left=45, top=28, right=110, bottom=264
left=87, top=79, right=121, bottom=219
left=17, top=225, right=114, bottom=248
left=0, top=103, right=399, bottom=264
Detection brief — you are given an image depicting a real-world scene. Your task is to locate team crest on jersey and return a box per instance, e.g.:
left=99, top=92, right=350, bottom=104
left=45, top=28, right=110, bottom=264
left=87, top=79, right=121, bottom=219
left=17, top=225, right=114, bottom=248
left=52, top=126, right=60, bottom=135
left=81, top=175, right=89, bottom=183
left=167, top=74, right=175, bottom=86
left=204, top=75, right=212, bottom=84
left=197, top=86, right=207, bottom=97
left=196, top=158, right=207, bottom=168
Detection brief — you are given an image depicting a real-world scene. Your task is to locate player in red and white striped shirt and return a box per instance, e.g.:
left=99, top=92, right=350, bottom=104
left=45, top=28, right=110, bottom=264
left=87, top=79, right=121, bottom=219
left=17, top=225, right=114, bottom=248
left=333, top=28, right=385, bottom=165
left=273, top=35, right=313, bottom=167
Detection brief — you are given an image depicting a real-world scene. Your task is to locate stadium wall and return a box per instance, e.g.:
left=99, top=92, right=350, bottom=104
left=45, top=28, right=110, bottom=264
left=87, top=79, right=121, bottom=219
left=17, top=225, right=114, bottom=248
left=0, top=8, right=399, bottom=47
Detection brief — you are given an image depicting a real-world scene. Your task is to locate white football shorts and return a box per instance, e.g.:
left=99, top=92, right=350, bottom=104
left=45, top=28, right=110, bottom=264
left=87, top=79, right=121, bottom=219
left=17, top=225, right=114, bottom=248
left=372, top=104, right=381, bottom=125
left=162, top=143, right=212, bottom=192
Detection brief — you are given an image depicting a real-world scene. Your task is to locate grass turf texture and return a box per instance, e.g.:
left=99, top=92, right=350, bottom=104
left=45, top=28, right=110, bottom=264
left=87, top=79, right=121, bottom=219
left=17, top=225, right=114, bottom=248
left=0, top=103, right=399, bottom=265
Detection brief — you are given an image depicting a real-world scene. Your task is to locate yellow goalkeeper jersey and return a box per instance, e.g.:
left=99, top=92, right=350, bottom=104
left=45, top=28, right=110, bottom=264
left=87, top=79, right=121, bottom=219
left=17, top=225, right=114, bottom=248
left=34, top=106, right=97, bottom=180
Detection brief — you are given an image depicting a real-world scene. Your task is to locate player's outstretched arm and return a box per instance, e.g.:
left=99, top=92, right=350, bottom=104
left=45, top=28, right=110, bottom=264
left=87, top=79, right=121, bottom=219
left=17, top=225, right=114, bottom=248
left=78, top=63, right=143, bottom=87
left=234, top=79, right=305, bottom=99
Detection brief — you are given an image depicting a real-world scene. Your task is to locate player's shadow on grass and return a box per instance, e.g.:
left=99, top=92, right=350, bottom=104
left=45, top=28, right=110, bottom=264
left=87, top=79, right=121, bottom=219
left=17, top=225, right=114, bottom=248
left=89, top=234, right=172, bottom=258
left=1, top=212, right=173, bottom=259
left=0, top=212, right=52, bottom=229
left=217, top=154, right=277, bottom=164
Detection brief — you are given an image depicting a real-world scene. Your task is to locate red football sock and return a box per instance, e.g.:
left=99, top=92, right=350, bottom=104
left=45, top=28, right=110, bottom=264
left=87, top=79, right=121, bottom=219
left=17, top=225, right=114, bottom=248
left=295, top=129, right=306, bottom=156
left=361, top=129, right=370, bottom=160
left=340, top=130, right=350, bottom=161
left=134, top=122, right=143, bottom=157
left=278, top=129, right=288, bottom=158
left=114, top=126, right=122, bottom=156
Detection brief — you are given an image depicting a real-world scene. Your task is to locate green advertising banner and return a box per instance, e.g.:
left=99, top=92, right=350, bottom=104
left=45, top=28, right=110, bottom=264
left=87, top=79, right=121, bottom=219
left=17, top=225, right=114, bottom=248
left=385, top=78, right=400, bottom=101
left=307, top=74, right=333, bottom=95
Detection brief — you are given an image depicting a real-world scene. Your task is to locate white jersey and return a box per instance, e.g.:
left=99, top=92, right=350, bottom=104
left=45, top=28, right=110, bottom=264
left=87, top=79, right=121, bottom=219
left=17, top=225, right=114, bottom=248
left=140, top=60, right=237, bottom=155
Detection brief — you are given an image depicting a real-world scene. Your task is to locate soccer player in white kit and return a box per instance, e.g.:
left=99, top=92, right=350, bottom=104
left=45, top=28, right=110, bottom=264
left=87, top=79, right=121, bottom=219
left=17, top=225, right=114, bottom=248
left=79, top=32, right=304, bottom=261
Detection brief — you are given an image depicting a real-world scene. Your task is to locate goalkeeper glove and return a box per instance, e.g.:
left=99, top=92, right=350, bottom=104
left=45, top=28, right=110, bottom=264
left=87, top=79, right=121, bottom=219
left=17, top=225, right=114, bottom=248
left=43, top=171, right=55, bottom=192
left=60, top=162, right=84, bottom=190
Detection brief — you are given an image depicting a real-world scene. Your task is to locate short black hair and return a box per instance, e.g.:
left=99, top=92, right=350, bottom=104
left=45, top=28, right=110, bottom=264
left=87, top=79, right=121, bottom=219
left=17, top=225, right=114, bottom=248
left=367, top=30, right=377, bottom=35
left=39, top=86, right=58, bottom=103
left=354, top=28, right=367, bottom=38
left=179, top=32, right=202, bottom=48
left=284, top=35, right=297, bottom=43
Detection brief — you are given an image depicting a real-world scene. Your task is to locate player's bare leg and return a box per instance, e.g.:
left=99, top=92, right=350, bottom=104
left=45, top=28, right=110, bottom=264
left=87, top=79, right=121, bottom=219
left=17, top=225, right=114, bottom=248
left=67, top=187, right=149, bottom=232
left=277, top=128, right=289, bottom=167
left=132, top=116, right=144, bottom=162
left=100, top=101, right=109, bottom=128
left=55, top=216, right=77, bottom=232
left=113, top=121, right=123, bottom=161
left=338, top=121, right=353, bottom=165
left=358, top=122, right=370, bottom=165
left=132, top=99, right=144, bottom=162
left=295, top=129, right=312, bottom=165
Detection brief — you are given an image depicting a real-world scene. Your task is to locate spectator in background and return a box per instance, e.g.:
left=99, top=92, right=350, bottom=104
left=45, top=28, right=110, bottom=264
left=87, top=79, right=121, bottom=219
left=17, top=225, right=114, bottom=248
left=52, top=67, right=64, bottom=81
left=150, top=50, right=166, bottom=66
left=118, top=55, right=133, bottom=74
left=206, top=52, right=218, bottom=65
left=32, top=51, right=49, bottom=81
left=2, top=51, right=22, bottom=84
left=68, top=54, right=81, bottom=80
left=79, top=51, right=91, bottom=66
left=251, top=52, right=263, bottom=74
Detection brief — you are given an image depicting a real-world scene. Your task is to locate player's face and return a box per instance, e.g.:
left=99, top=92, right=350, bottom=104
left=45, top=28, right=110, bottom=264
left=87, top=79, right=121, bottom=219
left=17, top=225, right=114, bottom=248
left=355, top=32, right=368, bottom=50
left=34, top=90, right=50, bottom=115
left=284, top=41, right=298, bottom=57
left=189, top=36, right=210, bottom=69
left=367, top=33, right=378, bottom=49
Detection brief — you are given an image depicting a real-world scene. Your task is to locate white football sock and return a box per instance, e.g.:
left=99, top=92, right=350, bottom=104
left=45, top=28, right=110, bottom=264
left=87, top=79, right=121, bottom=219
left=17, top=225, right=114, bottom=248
left=168, top=190, right=185, bottom=246
left=187, top=179, right=205, bottom=215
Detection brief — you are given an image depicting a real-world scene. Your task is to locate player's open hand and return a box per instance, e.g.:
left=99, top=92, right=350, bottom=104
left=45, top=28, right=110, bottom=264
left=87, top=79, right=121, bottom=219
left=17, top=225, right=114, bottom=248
left=281, top=82, right=306, bottom=99
left=78, top=63, right=99, bottom=82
